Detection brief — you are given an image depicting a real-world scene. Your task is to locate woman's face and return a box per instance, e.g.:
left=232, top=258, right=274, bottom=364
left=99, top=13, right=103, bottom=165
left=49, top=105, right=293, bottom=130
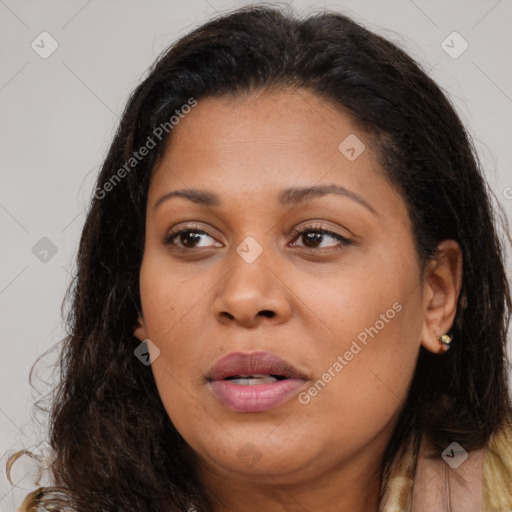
left=134, top=88, right=460, bottom=490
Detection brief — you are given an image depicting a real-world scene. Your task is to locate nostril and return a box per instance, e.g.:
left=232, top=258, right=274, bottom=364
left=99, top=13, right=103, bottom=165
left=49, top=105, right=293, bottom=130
left=221, top=311, right=274, bottom=320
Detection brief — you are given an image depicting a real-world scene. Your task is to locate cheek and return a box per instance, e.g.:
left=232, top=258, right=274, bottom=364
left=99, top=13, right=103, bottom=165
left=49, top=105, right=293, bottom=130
left=294, top=274, right=422, bottom=434
left=150, top=363, right=222, bottom=457
left=138, top=256, right=212, bottom=390
left=138, top=256, right=206, bottom=340
left=295, top=318, right=419, bottom=455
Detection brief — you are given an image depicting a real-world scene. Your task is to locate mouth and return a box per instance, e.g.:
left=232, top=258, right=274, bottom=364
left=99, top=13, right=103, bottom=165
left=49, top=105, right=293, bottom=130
left=222, top=374, right=288, bottom=385
left=206, top=351, right=308, bottom=412
left=206, top=351, right=307, bottom=381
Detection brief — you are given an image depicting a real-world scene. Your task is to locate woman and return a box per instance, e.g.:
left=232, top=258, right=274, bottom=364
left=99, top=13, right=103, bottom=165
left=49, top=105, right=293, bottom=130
left=7, top=3, right=512, bottom=511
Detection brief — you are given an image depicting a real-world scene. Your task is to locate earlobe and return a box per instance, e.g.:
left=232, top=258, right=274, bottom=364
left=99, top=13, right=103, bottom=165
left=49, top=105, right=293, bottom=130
left=419, top=240, right=463, bottom=355
left=133, top=315, right=147, bottom=342
left=437, top=333, right=453, bottom=353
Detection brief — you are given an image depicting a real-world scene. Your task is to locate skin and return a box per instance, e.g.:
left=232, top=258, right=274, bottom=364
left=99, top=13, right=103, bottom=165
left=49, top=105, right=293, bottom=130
left=133, top=87, right=462, bottom=512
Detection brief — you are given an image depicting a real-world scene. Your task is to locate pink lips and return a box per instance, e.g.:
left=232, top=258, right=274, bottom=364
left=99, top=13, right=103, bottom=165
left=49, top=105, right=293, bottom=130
left=206, top=351, right=308, bottom=412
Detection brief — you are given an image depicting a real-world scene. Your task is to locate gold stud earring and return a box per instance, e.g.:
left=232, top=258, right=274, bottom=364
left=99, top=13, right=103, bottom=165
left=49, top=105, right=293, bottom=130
left=437, top=333, right=453, bottom=353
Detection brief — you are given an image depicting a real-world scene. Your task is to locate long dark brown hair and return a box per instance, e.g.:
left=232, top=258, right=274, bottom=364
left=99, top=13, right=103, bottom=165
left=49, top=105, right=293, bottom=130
left=6, top=3, right=512, bottom=511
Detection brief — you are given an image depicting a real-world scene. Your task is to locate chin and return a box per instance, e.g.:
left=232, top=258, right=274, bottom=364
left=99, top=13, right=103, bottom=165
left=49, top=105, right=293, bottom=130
left=193, top=432, right=323, bottom=482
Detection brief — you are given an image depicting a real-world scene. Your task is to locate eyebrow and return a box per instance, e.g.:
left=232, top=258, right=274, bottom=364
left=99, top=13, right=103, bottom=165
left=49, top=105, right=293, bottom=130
left=153, top=184, right=377, bottom=215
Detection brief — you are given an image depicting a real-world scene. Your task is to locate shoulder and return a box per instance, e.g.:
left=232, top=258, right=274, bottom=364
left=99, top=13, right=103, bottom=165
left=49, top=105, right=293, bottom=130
left=483, top=420, right=512, bottom=511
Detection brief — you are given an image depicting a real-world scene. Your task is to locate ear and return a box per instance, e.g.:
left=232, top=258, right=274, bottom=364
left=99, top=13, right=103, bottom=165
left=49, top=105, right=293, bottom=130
left=133, top=312, right=148, bottom=342
left=419, top=239, right=463, bottom=354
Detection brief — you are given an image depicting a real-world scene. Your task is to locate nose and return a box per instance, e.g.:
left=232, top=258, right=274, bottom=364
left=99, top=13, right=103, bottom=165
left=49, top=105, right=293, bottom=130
left=212, top=244, right=292, bottom=328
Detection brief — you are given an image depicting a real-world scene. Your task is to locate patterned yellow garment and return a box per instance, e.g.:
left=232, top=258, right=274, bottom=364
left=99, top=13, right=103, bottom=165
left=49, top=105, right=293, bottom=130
left=379, top=423, right=512, bottom=511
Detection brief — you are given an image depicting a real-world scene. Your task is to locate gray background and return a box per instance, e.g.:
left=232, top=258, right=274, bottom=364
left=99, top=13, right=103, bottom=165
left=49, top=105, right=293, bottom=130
left=1, top=1, right=511, bottom=509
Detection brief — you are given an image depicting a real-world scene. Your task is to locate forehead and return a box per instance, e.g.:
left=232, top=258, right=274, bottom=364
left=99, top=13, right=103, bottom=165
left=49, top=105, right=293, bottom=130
left=148, top=88, right=404, bottom=219
left=157, top=88, right=372, bottom=167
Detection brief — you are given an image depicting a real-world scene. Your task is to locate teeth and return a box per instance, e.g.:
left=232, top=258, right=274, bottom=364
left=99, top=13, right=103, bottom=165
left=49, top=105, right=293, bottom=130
left=226, top=374, right=280, bottom=385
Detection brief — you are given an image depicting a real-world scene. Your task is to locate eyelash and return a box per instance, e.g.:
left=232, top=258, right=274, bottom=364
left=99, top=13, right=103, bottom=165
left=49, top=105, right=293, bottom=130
left=163, top=223, right=352, bottom=253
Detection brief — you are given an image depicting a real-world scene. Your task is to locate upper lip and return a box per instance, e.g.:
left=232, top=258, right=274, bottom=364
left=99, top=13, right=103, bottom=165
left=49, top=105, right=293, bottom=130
left=206, top=351, right=307, bottom=381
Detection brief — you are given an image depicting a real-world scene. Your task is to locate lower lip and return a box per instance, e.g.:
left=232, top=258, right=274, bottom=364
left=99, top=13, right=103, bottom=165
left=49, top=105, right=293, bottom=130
left=208, top=379, right=306, bottom=412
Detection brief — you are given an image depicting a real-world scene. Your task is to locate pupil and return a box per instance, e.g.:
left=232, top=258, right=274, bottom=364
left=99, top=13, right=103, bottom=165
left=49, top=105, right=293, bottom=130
left=182, top=232, right=201, bottom=247
left=304, top=232, right=322, bottom=247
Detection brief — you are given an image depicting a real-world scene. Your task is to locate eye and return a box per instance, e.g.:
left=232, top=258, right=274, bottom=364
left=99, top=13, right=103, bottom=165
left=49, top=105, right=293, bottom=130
left=163, top=224, right=222, bottom=250
left=289, top=224, right=351, bottom=251
left=163, top=223, right=352, bottom=253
